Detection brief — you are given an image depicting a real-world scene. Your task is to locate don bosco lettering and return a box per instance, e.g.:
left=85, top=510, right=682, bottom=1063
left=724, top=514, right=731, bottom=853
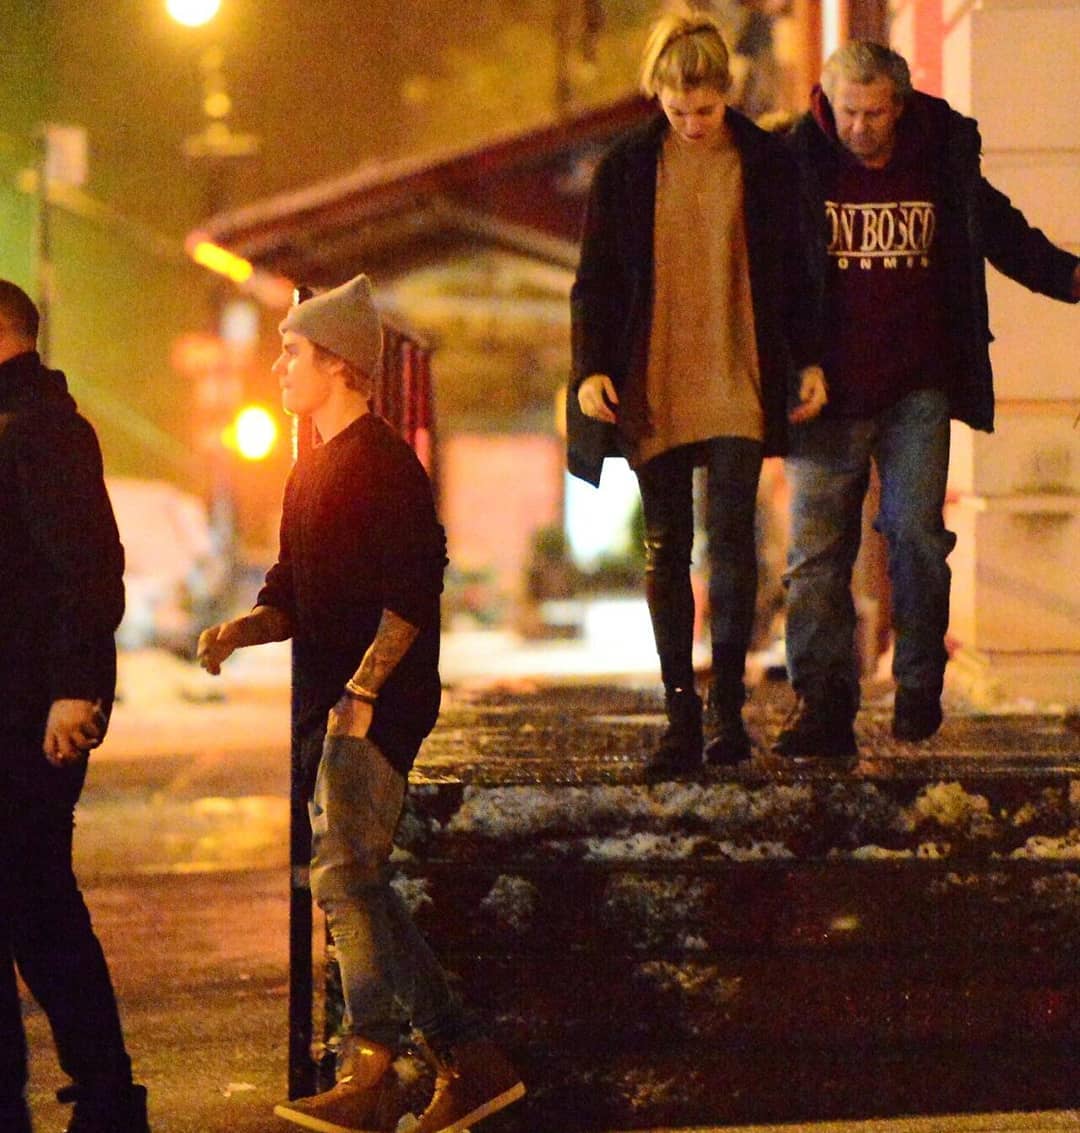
left=825, top=198, right=936, bottom=269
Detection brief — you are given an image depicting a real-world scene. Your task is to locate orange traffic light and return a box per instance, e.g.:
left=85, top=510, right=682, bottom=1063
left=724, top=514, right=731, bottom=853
left=223, top=404, right=278, bottom=461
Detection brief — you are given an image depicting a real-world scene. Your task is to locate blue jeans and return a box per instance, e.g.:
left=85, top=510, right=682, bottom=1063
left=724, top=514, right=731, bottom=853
left=308, top=733, right=466, bottom=1051
left=636, top=438, right=763, bottom=693
left=783, top=388, right=956, bottom=707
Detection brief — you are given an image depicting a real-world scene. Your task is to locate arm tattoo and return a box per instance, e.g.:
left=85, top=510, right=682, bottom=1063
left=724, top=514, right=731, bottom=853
left=351, top=609, right=420, bottom=694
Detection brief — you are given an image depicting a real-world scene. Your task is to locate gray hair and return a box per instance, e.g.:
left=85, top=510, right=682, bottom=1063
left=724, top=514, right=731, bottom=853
left=821, top=41, right=912, bottom=103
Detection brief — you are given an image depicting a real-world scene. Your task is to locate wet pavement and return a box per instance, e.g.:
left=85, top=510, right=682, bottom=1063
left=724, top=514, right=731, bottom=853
left=423, top=677, right=1080, bottom=783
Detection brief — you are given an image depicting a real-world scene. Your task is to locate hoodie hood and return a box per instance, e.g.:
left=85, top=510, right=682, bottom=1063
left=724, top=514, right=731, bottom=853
left=808, top=83, right=939, bottom=169
left=809, top=83, right=839, bottom=143
left=0, top=350, right=77, bottom=416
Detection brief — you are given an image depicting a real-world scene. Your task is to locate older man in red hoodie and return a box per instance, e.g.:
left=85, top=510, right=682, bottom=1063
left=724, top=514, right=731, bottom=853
left=777, top=42, right=1080, bottom=759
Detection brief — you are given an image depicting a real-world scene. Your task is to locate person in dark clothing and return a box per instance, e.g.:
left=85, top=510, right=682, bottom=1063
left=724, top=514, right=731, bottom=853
left=197, top=274, right=523, bottom=1133
left=0, top=281, right=149, bottom=1133
left=776, top=42, right=1080, bottom=757
left=568, top=9, right=825, bottom=780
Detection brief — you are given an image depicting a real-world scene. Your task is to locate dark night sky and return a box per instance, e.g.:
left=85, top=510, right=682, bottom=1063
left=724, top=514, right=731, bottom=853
left=45, top=0, right=653, bottom=236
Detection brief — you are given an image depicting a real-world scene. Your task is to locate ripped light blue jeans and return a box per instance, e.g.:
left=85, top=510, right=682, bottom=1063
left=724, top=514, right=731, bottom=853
left=783, top=388, right=957, bottom=708
left=308, top=733, right=465, bottom=1050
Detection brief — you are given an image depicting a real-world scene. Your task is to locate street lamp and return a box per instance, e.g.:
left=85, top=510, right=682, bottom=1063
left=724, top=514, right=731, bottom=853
left=165, top=0, right=221, bottom=28
left=167, top=0, right=260, bottom=598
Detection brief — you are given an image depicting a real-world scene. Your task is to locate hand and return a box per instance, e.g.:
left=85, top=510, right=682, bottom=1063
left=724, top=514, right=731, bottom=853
left=327, top=694, right=373, bottom=740
left=577, top=374, right=619, bottom=424
left=789, top=365, right=828, bottom=424
left=43, top=698, right=106, bottom=767
left=196, top=620, right=240, bottom=675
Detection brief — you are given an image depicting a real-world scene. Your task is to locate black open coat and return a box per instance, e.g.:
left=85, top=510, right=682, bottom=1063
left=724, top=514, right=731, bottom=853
left=567, top=108, right=820, bottom=486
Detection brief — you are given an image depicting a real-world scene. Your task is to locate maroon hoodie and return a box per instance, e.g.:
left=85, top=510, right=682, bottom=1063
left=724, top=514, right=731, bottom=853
left=810, top=87, right=952, bottom=418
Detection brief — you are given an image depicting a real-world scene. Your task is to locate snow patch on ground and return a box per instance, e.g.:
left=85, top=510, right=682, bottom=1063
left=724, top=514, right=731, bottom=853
left=480, top=874, right=538, bottom=932
left=850, top=844, right=916, bottom=860
left=1011, top=833, right=1080, bottom=860
left=602, top=875, right=712, bottom=949
left=1032, top=871, right=1080, bottom=912
left=635, top=961, right=741, bottom=1002
left=445, top=781, right=818, bottom=842
left=585, top=833, right=707, bottom=860
left=390, top=876, right=433, bottom=914
left=850, top=842, right=950, bottom=860
left=901, top=782, right=997, bottom=839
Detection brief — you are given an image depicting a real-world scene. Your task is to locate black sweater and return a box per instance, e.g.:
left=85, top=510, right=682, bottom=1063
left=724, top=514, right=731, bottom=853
left=257, top=412, right=446, bottom=782
left=0, top=351, right=125, bottom=735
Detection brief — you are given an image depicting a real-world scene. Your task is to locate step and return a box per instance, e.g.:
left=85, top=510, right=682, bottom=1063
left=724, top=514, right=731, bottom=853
left=334, top=684, right=1080, bottom=1131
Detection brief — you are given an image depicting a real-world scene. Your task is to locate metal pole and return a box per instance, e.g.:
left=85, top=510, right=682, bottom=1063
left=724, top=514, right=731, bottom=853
left=287, top=757, right=316, bottom=1099
left=287, top=286, right=318, bottom=1100
left=35, top=128, right=52, bottom=364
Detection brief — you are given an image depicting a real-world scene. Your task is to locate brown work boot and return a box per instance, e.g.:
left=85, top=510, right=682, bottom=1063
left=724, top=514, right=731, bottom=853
left=406, top=1038, right=524, bottom=1133
left=773, top=680, right=858, bottom=759
left=274, top=1038, right=401, bottom=1133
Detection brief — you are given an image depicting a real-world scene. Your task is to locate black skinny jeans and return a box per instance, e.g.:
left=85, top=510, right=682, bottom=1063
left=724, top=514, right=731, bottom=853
left=1, top=736, right=131, bottom=1101
left=636, top=437, right=763, bottom=696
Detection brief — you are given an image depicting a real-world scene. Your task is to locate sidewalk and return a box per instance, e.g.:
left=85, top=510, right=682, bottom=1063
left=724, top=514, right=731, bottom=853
left=35, top=611, right=1077, bottom=1133
left=615, top=1116, right=1080, bottom=1133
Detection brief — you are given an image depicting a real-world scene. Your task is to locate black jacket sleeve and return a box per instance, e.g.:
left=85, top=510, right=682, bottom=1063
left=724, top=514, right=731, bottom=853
left=771, top=140, right=823, bottom=377
left=979, top=177, right=1080, bottom=302
left=17, top=412, right=125, bottom=705
left=570, top=149, right=636, bottom=393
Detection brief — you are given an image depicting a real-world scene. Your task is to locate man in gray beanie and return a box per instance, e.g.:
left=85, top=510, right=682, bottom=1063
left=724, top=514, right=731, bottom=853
left=278, top=273, right=384, bottom=382
left=197, top=275, right=524, bottom=1133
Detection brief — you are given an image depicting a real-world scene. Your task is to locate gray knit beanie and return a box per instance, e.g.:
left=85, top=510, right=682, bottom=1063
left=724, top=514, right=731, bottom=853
left=279, top=273, right=383, bottom=377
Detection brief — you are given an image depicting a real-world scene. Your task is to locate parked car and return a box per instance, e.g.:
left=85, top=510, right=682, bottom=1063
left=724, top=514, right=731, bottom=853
left=106, top=477, right=228, bottom=656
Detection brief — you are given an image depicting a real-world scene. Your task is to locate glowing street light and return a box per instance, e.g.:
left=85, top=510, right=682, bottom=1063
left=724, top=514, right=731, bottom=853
left=188, top=238, right=254, bottom=283
left=166, top=0, right=221, bottom=27
left=225, top=405, right=279, bottom=461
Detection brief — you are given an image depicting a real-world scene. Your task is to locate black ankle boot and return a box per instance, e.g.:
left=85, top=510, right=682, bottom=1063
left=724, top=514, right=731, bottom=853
left=644, top=687, right=703, bottom=781
left=704, top=681, right=752, bottom=766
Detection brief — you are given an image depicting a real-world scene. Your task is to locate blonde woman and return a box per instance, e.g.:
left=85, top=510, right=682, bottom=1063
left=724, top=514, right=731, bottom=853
left=569, top=9, right=825, bottom=779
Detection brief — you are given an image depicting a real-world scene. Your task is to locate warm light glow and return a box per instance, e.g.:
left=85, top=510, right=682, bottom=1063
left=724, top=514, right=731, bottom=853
left=190, top=240, right=253, bottom=283
left=166, top=0, right=221, bottom=27
left=228, top=405, right=279, bottom=461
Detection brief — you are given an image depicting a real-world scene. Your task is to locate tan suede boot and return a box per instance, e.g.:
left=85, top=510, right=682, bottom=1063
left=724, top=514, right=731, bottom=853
left=405, top=1038, right=524, bottom=1133
left=273, top=1037, right=402, bottom=1133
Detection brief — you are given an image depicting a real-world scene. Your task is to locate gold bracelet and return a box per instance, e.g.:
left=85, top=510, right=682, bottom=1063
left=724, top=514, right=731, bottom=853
left=344, top=678, right=379, bottom=704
